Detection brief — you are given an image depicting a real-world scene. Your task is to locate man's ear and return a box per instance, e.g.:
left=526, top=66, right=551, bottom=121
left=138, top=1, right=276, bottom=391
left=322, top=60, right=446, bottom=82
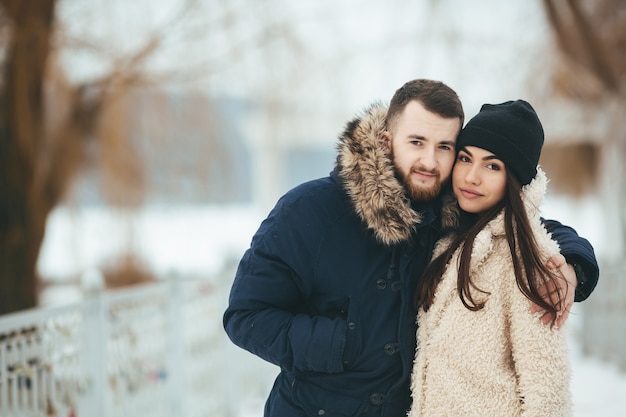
left=380, top=131, right=391, bottom=152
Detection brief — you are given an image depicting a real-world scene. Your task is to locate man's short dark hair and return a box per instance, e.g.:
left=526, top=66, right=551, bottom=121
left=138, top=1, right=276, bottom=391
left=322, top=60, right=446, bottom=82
left=386, top=79, right=464, bottom=131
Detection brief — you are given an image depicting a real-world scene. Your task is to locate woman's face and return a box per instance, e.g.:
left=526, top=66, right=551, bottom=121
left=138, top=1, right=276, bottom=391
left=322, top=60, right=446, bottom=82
left=452, top=146, right=507, bottom=214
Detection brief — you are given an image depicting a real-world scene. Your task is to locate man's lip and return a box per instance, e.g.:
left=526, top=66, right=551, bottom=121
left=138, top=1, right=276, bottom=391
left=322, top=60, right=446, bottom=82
left=414, top=170, right=437, bottom=178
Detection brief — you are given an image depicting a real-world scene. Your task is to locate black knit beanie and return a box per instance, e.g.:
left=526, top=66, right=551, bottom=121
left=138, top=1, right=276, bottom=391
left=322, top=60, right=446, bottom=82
left=456, top=99, right=544, bottom=186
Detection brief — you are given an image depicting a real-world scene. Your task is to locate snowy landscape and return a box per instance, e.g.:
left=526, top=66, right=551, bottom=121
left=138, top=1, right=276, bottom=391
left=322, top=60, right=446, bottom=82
left=0, top=1, right=622, bottom=416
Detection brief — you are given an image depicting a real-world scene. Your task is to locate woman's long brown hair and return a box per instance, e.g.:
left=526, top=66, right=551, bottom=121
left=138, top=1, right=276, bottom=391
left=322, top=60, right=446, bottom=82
left=414, top=171, right=564, bottom=326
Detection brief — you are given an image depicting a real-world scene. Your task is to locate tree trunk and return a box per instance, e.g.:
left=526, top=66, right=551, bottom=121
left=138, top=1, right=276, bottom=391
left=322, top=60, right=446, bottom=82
left=0, top=0, right=55, bottom=315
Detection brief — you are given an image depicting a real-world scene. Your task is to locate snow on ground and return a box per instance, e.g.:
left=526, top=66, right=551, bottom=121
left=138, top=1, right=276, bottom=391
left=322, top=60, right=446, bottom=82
left=570, top=344, right=626, bottom=417
left=38, top=204, right=266, bottom=284
left=567, top=306, right=626, bottom=417
left=38, top=205, right=626, bottom=416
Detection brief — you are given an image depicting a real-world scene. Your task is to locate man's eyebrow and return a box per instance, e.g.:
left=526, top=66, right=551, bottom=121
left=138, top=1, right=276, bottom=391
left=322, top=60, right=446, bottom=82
left=409, top=135, right=455, bottom=145
left=407, top=134, right=426, bottom=140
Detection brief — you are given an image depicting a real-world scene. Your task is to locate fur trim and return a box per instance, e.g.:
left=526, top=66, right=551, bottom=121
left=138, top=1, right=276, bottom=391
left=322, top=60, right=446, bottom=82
left=521, top=166, right=548, bottom=219
left=335, top=102, right=421, bottom=245
left=439, top=190, right=461, bottom=233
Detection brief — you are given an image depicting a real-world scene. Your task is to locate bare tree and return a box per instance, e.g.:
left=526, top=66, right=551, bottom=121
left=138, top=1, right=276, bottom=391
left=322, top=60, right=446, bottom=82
left=0, top=0, right=149, bottom=314
left=0, top=0, right=306, bottom=315
left=0, top=0, right=58, bottom=314
left=543, top=0, right=624, bottom=96
left=542, top=0, right=626, bottom=259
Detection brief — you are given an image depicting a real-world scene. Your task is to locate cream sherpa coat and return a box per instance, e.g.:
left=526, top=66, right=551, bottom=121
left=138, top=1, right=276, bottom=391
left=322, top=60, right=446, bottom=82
left=409, top=168, right=572, bottom=417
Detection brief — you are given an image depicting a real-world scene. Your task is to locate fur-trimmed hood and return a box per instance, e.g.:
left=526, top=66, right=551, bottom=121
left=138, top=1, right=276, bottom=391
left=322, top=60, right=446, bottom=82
left=335, top=102, right=457, bottom=246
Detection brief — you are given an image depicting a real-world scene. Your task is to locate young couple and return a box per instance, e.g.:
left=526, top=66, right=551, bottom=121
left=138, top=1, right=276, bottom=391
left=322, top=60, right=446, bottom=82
left=224, top=79, right=598, bottom=416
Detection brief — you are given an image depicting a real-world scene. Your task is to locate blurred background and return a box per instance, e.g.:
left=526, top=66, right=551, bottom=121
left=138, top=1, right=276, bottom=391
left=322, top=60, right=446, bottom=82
left=0, top=0, right=624, bottom=416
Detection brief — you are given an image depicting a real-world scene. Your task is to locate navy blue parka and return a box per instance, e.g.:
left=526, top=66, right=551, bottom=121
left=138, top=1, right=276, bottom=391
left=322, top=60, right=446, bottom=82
left=223, top=104, right=599, bottom=417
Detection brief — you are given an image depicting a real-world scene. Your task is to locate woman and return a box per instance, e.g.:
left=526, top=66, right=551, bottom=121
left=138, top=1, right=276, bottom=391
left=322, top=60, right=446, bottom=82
left=409, top=100, right=571, bottom=417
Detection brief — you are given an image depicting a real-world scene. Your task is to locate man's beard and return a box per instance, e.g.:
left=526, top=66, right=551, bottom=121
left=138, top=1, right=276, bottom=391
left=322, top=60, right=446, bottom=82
left=394, top=164, right=444, bottom=202
left=391, top=151, right=442, bottom=203
left=388, top=143, right=448, bottom=202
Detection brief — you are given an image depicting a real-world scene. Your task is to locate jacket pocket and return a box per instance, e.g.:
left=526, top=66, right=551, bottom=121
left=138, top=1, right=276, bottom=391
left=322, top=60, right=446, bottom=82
left=310, top=295, right=350, bottom=319
left=292, top=378, right=367, bottom=417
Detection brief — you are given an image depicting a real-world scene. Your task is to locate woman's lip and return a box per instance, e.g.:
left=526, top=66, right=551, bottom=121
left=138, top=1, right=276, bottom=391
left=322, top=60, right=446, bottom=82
left=459, top=188, right=482, bottom=198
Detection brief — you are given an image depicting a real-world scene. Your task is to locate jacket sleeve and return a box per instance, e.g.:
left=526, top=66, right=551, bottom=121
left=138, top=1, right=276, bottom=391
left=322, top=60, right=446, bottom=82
left=542, top=218, right=599, bottom=301
left=222, top=195, right=346, bottom=374
left=505, top=271, right=572, bottom=417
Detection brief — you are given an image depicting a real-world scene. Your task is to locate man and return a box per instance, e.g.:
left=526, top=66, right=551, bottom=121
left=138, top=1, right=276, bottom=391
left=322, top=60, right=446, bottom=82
left=223, top=79, right=598, bottom=416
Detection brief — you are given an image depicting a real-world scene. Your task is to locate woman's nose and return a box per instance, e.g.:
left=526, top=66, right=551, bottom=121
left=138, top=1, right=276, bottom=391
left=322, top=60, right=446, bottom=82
left=465, top=165, right=480, bottom=184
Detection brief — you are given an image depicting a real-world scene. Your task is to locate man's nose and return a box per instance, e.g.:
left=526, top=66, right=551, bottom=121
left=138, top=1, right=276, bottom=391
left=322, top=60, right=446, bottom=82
left=419, top=148, right=437, bottom=170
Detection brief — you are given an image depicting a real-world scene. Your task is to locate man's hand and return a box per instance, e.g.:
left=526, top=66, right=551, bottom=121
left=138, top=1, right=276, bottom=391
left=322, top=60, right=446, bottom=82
left=530, top=253, right=577, bottom=327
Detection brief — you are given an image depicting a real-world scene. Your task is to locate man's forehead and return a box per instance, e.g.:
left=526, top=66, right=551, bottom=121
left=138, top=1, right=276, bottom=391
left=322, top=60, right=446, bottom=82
left=394, top=119, right=461, bottom=145
left=396, top=103, right=460, bottom=128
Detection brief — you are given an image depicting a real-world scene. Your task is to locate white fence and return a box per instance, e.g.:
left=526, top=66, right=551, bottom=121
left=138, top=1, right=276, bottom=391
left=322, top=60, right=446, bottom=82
left=580, top=261, right=626, bottom=372
left=0, top=277, right=277, bottom=417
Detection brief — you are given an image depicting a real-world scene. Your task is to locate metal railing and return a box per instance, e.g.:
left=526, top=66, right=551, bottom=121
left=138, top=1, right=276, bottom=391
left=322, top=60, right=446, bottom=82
left=5, top=262, right=622, bottom=417
left=0, top=277, right=277, bottom=417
